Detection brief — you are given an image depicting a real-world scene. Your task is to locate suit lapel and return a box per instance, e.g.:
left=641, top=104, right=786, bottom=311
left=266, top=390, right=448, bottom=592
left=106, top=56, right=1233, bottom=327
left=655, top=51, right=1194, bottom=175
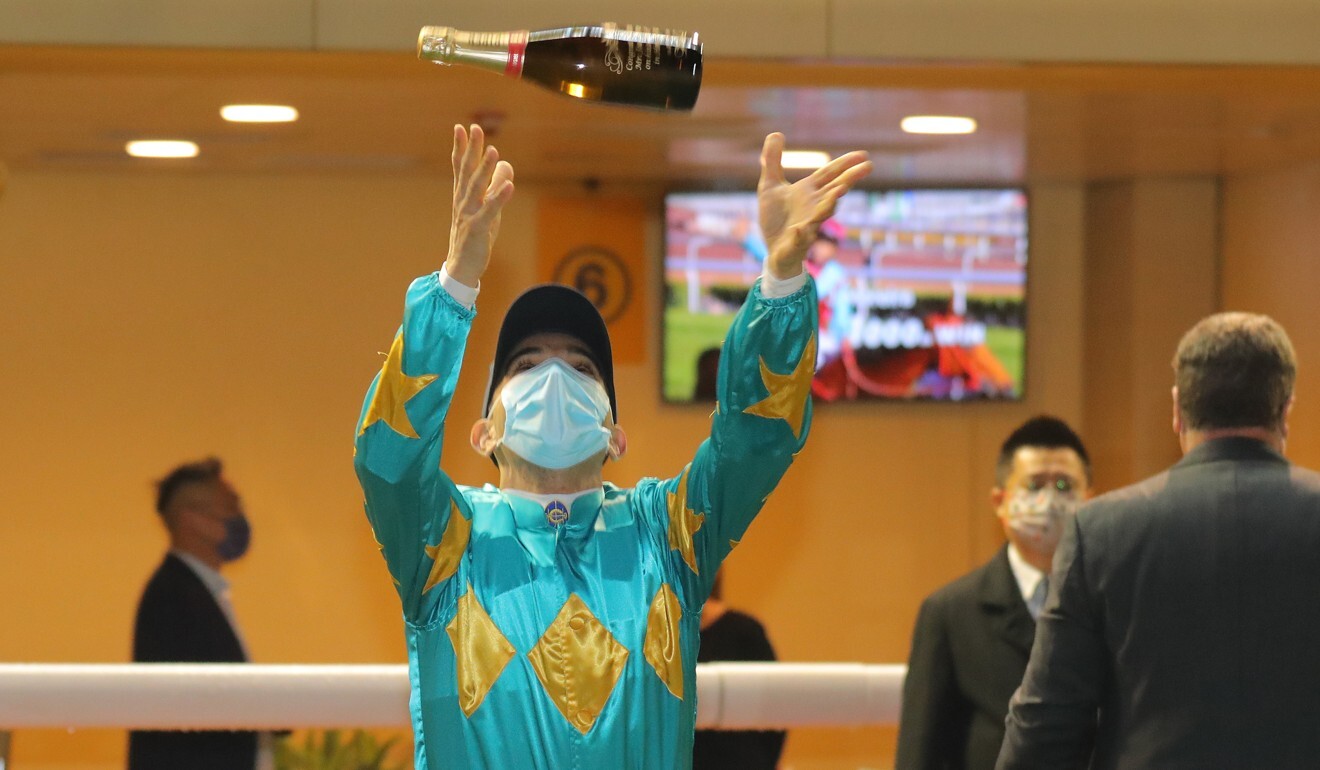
left=978, top=547, right=1036, bottom=656
left=165, top=553, right=247, bottom=662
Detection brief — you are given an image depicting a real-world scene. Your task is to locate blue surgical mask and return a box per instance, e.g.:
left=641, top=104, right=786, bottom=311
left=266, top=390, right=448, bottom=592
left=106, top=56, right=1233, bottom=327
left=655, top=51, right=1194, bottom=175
left=217, top=514, right=251, bottom=562
left=497, top=357, right=613, bottom=470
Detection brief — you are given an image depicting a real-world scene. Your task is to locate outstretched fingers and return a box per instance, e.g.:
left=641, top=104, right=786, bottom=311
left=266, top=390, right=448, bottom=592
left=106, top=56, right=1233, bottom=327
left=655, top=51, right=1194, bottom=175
left=759, top=132, right=787, bottom=190
left=454, top=123, right=489, bottom=192
left=818, top=159, right=874, bottom=201
left=486, top=160, right=514, bottom=198
left=799, top=157, right=871, bottom=226
left=809, top=150, right=872, bottom=189
left=451, top=124, right=468, bottom=177
left=474, top=161, right=515, bottom=224
left=470, top=144, right=499, bottom=195
left=455, top=144, right=501, bottom=220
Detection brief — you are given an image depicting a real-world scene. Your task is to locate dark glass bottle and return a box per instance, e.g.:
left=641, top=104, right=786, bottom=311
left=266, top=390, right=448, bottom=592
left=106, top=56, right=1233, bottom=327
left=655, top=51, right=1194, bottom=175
left=417, top=24, right=702, bottom=112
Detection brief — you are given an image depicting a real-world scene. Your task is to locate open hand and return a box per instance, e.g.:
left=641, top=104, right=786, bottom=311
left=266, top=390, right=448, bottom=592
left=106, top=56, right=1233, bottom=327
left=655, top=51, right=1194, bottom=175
left=444, top=124, right=515, bottom=287
left=757, top=133, right=872, bottom=280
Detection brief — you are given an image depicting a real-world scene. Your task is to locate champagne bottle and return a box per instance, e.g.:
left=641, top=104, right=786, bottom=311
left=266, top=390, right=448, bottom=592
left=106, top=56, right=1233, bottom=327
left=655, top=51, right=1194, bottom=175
left=417, top=24, right=702, bottom=112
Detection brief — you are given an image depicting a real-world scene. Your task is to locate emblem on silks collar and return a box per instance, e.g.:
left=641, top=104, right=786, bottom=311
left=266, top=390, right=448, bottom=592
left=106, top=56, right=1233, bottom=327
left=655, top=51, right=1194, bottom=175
left=545, top=500, right=570, bottom=526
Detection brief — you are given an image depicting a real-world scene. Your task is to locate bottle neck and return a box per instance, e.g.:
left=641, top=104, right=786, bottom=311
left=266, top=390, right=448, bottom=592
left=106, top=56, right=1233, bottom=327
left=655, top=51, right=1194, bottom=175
left=417, top=26, right=528, bottom=77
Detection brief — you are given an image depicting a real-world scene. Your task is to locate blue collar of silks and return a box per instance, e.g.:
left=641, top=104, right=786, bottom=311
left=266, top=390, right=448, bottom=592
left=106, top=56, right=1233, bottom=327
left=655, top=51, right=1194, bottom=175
left=503, top=488, right=605, bottom=534
left=501, top=488, right=606, bottom=567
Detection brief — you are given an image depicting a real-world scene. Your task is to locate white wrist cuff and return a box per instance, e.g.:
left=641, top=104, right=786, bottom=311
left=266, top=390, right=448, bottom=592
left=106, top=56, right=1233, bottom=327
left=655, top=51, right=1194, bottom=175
left=760, top=270, right=808, bottom=298
left=439, top=265, right=479, bottom=309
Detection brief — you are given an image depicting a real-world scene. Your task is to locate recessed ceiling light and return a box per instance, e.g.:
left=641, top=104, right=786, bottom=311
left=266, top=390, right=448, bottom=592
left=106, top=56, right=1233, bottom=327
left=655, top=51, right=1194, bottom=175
left=781, top=150, right=831, bottom=169
left=125, top=140, right=199, bottom=159
left=221, top=104, right=299, bottom=123
left=900, top=115, right=978, bottom=135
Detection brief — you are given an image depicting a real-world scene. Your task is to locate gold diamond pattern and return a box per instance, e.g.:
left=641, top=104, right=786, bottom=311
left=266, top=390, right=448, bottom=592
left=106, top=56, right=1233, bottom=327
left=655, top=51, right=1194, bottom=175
left=643, top=584, right=684, bottom=700
left=528, top=594, right=630, bottom=734
left=445, top=584, right=516, bottom=718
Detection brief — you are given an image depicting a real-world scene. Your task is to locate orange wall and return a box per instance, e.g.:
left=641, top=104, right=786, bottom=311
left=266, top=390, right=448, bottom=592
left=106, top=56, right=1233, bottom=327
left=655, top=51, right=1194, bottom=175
left=0, top=169, right=1085, bottom=769
left=1221, top=163, right=1320, bottom=471
left=1082, top=178, right=1220, bottom=492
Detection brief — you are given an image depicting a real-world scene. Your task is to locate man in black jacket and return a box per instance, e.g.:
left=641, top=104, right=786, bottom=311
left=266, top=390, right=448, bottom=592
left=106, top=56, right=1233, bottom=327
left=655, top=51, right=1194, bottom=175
left=693, top=572, right=786, bottom=770
left=998, top=312, right=1320, bottom=769
left=897, top=416, right=1091, bottom=769
left=128, top=457, right=266, bottom=770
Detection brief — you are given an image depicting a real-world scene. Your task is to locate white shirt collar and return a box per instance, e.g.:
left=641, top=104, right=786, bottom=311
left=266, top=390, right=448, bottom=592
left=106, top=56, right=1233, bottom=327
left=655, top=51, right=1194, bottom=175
left=171, top=549, right=229, bottom=599
left=1005, top=543, right=1046, bottom=604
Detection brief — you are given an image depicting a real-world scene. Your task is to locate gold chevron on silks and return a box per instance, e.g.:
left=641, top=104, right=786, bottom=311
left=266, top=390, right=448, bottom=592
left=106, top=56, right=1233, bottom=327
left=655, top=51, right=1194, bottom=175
left=643, top=584, right=684, bottom=699
left=445, top=584, right=516, bottom=718
left=358, top=331, right=438, bottom=438
left=528, top=594, right=630, bottom=734
left=743, top=333, right=817, bottom=440
left=666, top=466, right=706, bottom=575
left=423, top=500, right=470, bottom=594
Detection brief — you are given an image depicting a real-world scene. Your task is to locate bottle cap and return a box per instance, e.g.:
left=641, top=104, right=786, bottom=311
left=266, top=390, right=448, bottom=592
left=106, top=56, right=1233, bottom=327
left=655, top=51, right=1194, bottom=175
left=417, top=26, right=454, bottom=62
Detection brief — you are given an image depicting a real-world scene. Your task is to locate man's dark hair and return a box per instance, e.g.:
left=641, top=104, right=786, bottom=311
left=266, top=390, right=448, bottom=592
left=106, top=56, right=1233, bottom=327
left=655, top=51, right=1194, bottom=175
left=1174, top=312, right=1296, bottom=432
left=155, top=457, right=223, bottom=516
left=995, top=416, right=1091, bottom=487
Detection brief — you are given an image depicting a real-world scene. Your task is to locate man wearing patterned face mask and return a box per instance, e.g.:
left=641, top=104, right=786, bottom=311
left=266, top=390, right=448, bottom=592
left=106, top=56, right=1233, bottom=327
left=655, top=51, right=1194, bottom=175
left=897, top=416, right=1091, bottom=770
left=353, top=125, right=872, bottom=770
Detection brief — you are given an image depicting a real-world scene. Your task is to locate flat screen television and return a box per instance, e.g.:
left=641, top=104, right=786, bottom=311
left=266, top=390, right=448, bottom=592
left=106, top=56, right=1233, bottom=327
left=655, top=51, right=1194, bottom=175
left=663, top=188, right=1028, bottom=403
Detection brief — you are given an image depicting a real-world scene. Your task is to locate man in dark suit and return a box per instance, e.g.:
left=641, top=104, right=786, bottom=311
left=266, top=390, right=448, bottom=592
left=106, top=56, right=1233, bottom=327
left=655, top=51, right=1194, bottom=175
left=897, top=416, right=1092, bottom=770
left=693, top=571, right=786, bottom=770
left=998, top=312, right=1320, bottom=769
left=128, top=457, right=267, bottom=770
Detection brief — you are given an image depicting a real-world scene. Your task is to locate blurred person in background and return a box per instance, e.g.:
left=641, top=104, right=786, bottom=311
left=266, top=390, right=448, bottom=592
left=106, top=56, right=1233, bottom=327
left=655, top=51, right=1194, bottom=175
left=805, top=219, right=855, bottom=373
left=128, top=457, right=273, bottom=770
left=693, top=570, right=786, bottom=770
left=897, top=416, right=1091, bottom=770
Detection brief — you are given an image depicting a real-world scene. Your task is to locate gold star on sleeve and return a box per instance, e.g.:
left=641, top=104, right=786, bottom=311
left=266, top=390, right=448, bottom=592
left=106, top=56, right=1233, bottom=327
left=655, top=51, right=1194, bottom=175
left=357, top=331, right=439, bottom=438
left=423, top=501, right=471, bottom=594
left=666, top=467, right=706, bottom=575
left=742, top=334, right=816, bottom=440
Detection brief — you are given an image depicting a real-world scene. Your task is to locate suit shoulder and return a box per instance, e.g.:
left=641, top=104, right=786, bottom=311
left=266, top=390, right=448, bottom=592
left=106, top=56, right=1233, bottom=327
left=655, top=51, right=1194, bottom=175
left=1288, top=464, right=1320, bottom=493
left=136, top=556, right=212, bottom=615
left=920, top=554, right=1000, bottom=613
left=1087, top=469, right=1172, bottom=509
left=1074, top=470, right=1175, bottom=532
left=720, top=609, right=770, bottom=636
left=139, top=556, right=192, bottom=597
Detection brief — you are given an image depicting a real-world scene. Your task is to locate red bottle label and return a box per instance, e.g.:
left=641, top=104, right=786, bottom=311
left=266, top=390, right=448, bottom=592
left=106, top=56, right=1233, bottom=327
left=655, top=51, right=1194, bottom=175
left=506, top=31, right=529, bottom=77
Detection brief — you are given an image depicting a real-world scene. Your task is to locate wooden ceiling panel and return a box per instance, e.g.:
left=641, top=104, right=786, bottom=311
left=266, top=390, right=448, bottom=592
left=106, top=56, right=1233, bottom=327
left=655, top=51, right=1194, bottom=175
left=3, top=46, right=1320, bottom=184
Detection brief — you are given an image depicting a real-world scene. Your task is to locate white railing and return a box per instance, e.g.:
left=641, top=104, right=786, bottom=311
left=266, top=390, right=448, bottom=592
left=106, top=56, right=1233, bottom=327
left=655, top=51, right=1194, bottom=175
left=0, top=663, right=905, bottom=730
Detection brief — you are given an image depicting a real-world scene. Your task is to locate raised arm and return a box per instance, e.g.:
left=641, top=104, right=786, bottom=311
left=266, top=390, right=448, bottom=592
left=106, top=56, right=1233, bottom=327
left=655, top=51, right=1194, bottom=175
left=654, top=134, right=872, bottom=601
left=353, top=125, right=514, bottom=624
